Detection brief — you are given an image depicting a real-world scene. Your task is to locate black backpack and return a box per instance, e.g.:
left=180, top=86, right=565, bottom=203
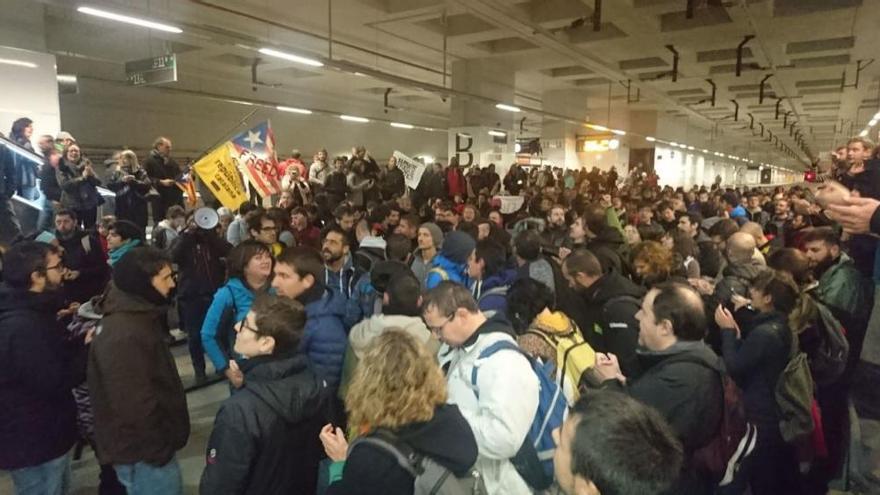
left=800, top=294, right=849, bottom=386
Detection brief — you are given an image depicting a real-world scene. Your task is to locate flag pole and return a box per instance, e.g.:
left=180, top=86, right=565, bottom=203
left=191, top=109, right=258, bottom=163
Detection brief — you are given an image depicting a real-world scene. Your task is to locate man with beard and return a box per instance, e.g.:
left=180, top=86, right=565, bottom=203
left=88, top=247, right=189, bottom=494
left=321, top=225, right=359, bottom=303
left=54, top=209, right=110, bottom=303
left=581, top=203, right=628, bottom=276
left=562, top=249, right=645, bottom=378
left=1, top=242, right=87, bottom=495
left=540, top=204, right=568, bottom=252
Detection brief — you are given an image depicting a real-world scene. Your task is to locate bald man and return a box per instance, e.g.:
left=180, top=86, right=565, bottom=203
left=714, top=232, right=768, bottom=307
left=592, top=282, right=724, bottom=493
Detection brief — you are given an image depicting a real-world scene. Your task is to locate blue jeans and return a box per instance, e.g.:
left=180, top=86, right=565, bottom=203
left=9, top=450, right=71, bottom=495
left=114, top=457, right=183, bottom=495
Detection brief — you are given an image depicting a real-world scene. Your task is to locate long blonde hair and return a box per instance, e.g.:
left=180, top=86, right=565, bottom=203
left=345, top=329, right=447, bottom=431
left=118, top=150, right=139, bottom=171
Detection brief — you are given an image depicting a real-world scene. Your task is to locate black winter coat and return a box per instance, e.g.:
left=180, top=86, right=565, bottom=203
left=88, top=283, right=190, bottom=466
left=573, top=271, right=645, bottom=378
left=721, top=311, right=790, bottom=426
left=57, top=230, right=110, bottom=304
left=0, top=286, right=83, bottom=469
left=107, top=167, right=151, bottom=229
left=327, top=404, right=478, bottom=495
left=200, top=353, right=327, bottom=495
left=39, top=157, right=62, bottom=202
left=585, top=226, right=629, bottom=276
left=57, top=158, right=102, bottom=211
left=170, top=229, right=229, bottom=299
left=380, top=166, right=406, bottom=200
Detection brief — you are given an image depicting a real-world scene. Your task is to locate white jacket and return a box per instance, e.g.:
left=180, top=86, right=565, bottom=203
left=349, top=314, right=439, bottom=359
left=439, top=330, right=540, bottom=495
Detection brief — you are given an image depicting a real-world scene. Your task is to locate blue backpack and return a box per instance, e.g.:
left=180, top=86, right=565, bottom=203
left=471, top=340, right=566, bottom=490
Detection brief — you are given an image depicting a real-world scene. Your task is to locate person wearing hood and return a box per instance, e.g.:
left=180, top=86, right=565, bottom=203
left=467, top=239, right=517, bottom=317
left=107, top=150, right=152, bottom=231
left=340, top=270, right=439, bottom=398
left=421, top=282, right=539, bottom=494
left=201, top=240, right=274, bottom=387
left=200, top=294, right=328, bottom=495
left=87, top=247, right=189, bottom=494
left=272, top=247, right=348, bottom=389
left=593, top=283, right=724, bottom=494
left=0, top=242, right=87, bottom=495
left=106, top=219, right=145, bottom=267
left=411, top=222, right=442, bottom=290
left=424, top=230, right=475, bottom=290
left=563, top=249, right=645, bottom=378
left=321, top=329, right=478, bottom=495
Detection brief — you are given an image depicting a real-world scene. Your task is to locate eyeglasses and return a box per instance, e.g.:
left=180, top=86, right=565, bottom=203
left=45, top=262, right=65, bottom=272
left=260, top=225, right=278, bottom=232
left=238, top=318, right=262, bottom=336
left=424, top=313, right=455, bottom=334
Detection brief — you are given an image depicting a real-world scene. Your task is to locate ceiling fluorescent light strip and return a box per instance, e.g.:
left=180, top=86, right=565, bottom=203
left=77, top=6, right=182, bottom=33
left=258, top=47, right=323, bottom=67
left=495, top=103, right=521, bottom=112
left=340, top=115, right=369, bottom=123
left=488, top=130, right=506, bottom=137
left=390, top=122, right=414, bottom=129
left=0, top=58, right=37, bottom=68
left=56, top=74, right=78, bottom=83
left=276, top=106, right=312, bottom=114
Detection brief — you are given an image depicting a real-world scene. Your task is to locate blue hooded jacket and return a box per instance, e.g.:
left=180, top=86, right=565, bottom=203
left=471, top=268, right=518, bottom=316
left=201, top=278, right=269, bottom=372
left=424, top=254, right=469, bottom=290
left=300, top=288, right=349, bottom=387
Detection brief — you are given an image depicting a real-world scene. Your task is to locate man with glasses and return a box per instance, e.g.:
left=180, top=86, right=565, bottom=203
left=246, top=210, right=283, bottom=257
left=88, top=247, right=189, bottom=495
left=421, top=281, right=539, bottom=494
left=1, top=241, right=87, bottom=495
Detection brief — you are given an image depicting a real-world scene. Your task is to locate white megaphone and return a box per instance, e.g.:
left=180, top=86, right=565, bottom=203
left=193, top=207, right=219, bottom=230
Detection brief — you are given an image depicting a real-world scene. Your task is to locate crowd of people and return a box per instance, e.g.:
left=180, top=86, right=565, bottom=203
left=3, top=118, right=880, bottom=495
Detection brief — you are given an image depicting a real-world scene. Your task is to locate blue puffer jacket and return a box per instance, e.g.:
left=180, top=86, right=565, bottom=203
left=344, top=271, right=378, bottom=330
left=424, top=254, right=469, bottom=290
left=471, top=268, right=518, bottom=316
left=301, top=288, right=349, bottom=387
left=201, top=278, right=268, bottom=372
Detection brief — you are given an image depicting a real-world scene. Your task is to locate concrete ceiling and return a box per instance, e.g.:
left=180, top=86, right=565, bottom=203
left=16, top=0, right=880, bottom=167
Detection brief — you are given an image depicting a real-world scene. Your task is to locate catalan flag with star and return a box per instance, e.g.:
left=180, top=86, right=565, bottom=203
left=230, top=120, right=281, bottom=198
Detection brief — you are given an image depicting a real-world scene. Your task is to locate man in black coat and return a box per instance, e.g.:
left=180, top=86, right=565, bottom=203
left=200, top=294, right=327, bottom=495
left=592, top=283, right=724, bottom=494
left=54, top=209, right=110, bottom=303
left=171, top=219, right=230, bottom=382
left=0, top=242, right=86, bottom=493
left=143, top=137, right=183, bottom=225
left=379, top=155, right=406, bottom=201
left=562, top=249, right=645, bottom=378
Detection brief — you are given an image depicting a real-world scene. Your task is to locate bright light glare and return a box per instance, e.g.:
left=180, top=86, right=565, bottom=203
left=646, top=136, right=657, bottom=142
left=276, top=106, right=312, bottom=114
left=495, top=103, right=521, bottom=112
left=611, top=129, right=626, bottom=136
left=258, top=47, right=323, bottom=67
left=57, top=74, right=77, bottom=83
left=609, top=139, right=620, bottom=150
left=77, top=6, right=182, bottom=33
left=488, top=130, right=507, bottom=137
left=515, top=143, right=522, bottom=153
left=340, top=115, right=369, bottom=123
left=390, top=122, right=414, bottom=129
left=0, top=58, right=37, bottom=68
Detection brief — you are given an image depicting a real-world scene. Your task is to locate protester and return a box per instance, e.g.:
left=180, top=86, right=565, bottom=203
left=57, top=143, right=102, bottom=229
left=88, top=247, right=189, bottom=494
left=0, top=242, right=85, bottom=495
left=143, top=137, right=182, bottom=224
left=54, top=209, right=110, bottom=303
left=107, top=150, right=151, bottom=231
left=424, top=230, right=475, bottom=289
left=320, top=330, right=478, bottom=494
left=422, top=281, right=539, bottom=494
left=200, top=295, right=327, bottom=494
left=106, top=220, right=145, bottom=267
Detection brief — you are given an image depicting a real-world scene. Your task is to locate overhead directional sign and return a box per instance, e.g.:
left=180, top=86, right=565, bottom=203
left=125, top=54, right=177, bottom=86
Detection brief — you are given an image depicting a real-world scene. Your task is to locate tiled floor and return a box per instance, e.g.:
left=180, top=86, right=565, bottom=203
left=0, top=342, right=227, bottom=495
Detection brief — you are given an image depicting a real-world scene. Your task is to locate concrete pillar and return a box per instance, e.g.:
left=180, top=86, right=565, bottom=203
left=449, top=58, right=516, bottom=177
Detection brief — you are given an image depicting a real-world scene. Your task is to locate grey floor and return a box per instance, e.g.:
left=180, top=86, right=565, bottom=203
left=0, top=338, right=226, bottom=495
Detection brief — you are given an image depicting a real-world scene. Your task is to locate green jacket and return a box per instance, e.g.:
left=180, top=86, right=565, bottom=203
left=814, top=253, right=872, bottom=322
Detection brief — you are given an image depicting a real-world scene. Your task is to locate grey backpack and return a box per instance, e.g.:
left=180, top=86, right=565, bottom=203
left=349, top=432, right=486, bottom=495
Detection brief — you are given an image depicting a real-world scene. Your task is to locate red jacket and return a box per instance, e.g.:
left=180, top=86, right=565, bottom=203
left=446, top=167, right=465, bottom=198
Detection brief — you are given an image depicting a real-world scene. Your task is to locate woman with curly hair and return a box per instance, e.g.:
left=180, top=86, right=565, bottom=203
left=320, top=330, right=478, bottom=495
left=631, top=240, right=680, bottom=287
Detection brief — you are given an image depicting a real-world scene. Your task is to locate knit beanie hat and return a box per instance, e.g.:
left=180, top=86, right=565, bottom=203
left=441, top=230, right=476, bottom=265
left=420, top=222, right=443, bottom=249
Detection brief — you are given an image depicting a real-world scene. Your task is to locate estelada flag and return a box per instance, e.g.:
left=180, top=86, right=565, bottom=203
left=191, top=142, right=248, bottom=210
left=175, top=173, right=198, bottom=207
left=230, top=120, right=281, bottom=198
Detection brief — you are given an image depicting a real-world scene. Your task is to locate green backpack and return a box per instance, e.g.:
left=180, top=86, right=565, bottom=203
left=775, top=326, right=815, bottom=443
